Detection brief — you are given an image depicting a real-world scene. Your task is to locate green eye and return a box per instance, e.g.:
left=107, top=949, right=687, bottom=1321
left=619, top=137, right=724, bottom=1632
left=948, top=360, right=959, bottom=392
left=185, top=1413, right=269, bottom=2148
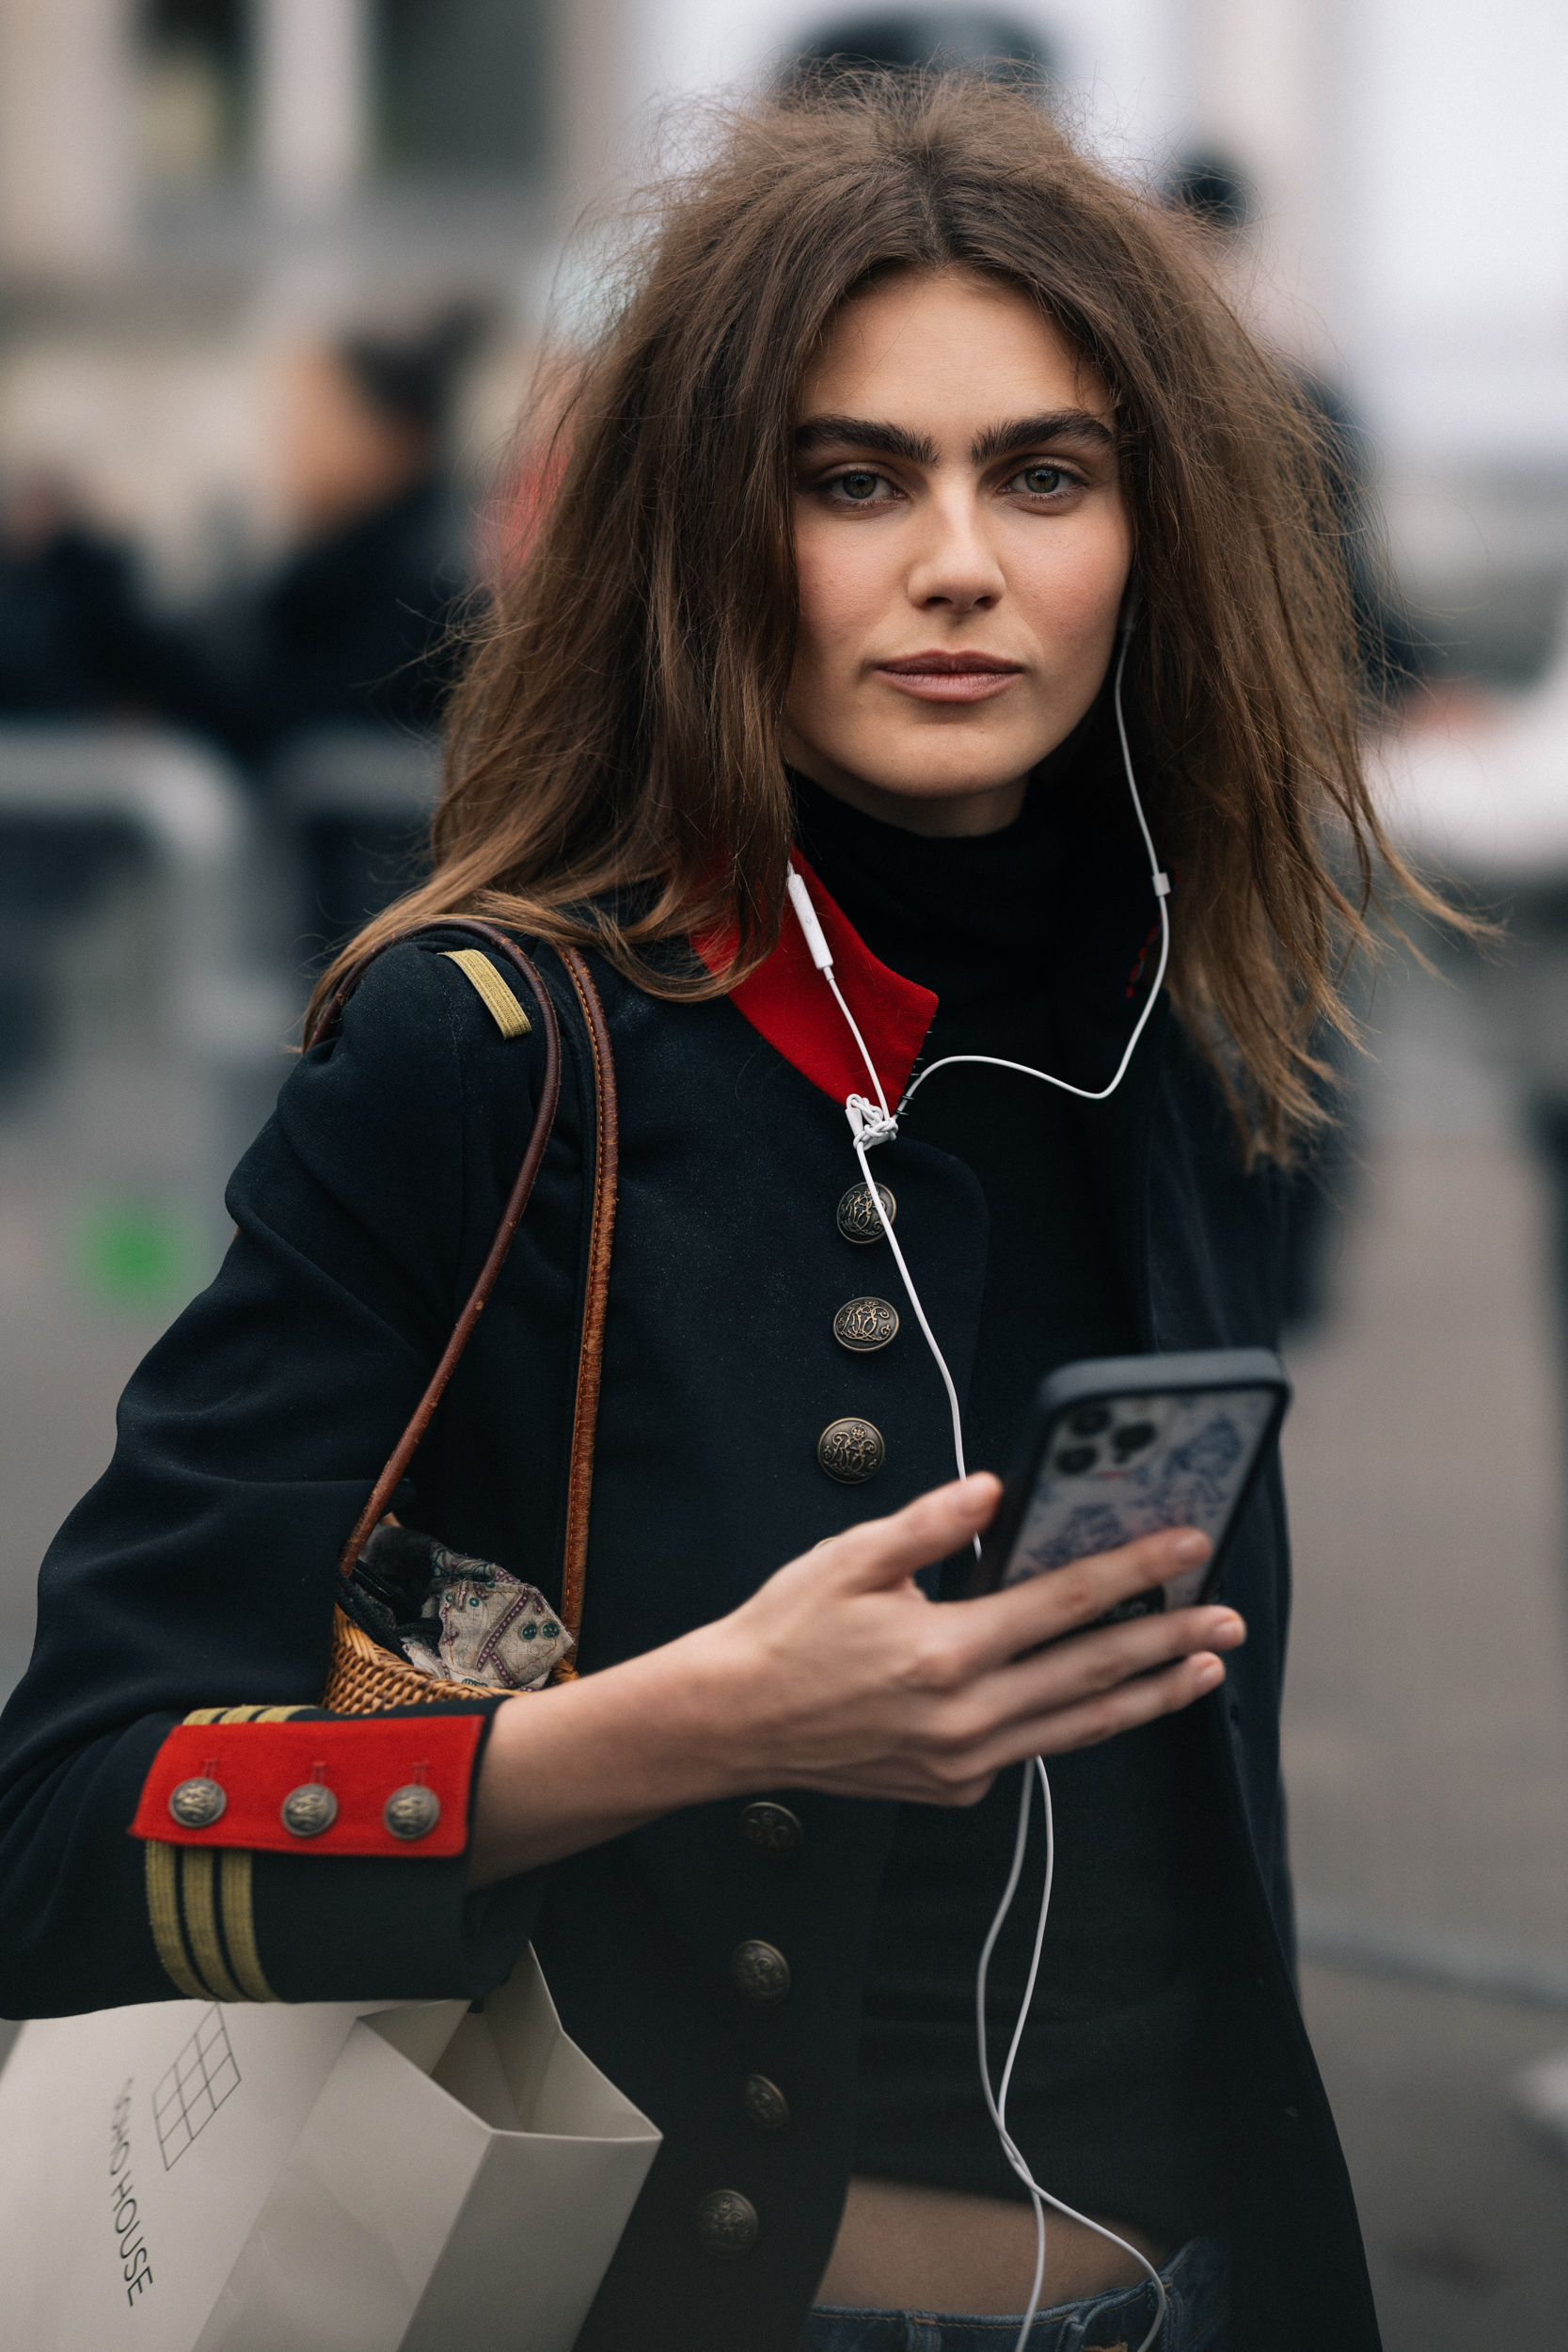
left=1020, top=465, right=1064, bottom=494
left=841, top=470, right=879, bottom=501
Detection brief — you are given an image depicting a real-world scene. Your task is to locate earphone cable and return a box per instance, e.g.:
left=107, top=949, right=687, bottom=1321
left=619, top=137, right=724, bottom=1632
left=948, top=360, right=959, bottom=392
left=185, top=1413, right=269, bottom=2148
left=899, top=629, right=1170, bottom=1120
left=977, top=1758, right=1169, bottom=2352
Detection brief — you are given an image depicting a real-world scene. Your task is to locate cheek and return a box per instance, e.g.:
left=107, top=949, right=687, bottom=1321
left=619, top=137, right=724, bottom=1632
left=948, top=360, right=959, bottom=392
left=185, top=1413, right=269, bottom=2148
left=1013, top=517, right=1132, bottom=655
left=792, top=521, right=885, bottom=669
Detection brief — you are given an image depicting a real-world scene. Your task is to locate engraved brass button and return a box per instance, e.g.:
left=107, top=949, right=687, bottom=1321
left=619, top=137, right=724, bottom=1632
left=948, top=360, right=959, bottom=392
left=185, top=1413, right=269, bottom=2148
left=742, top=2074, right=792, bottom=2135
left=833, top=1295, right=899, bottom=1353
left=738, top=1800, right=803, bottom=1860
left=383, top=1784, right=441, bottom=1842
left=836, top=1182, right=895, bottom=1244
left=732, top=1939, right=791, bottom=2005
left=280, top=1783, right=338, bottom=1839
left=167, top=1776, right=226, bottom=1831
left=817, top=1417, right=885, bottom=1485
left=695, top=2188, right=759, bottom=2258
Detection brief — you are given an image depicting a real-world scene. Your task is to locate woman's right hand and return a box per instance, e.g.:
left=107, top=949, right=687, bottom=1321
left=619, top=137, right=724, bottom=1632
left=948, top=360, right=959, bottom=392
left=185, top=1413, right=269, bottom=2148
left=469, top=1472, right=1243, bottom=1885
left=693, top=1471, right=1243, bottom=1804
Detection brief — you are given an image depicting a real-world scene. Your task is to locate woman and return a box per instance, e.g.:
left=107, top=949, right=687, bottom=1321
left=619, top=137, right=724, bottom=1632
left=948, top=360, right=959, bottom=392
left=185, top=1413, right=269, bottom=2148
left=0, top=75, right=1420, bottom=2352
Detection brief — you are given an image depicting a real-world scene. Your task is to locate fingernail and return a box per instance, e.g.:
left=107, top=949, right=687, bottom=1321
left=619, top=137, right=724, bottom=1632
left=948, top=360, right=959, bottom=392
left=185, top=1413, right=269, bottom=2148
left=1210, top=1612, right=1245, bottom=1644
left=1194, top=1657, right=1225, bottom=1689
left=1172, top=1531, right=1211, bottom=1564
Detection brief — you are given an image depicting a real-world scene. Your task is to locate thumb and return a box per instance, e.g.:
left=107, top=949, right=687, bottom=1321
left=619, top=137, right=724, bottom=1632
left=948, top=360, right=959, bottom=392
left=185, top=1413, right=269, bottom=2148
left=826, top=1473, right=1001, bottom=1593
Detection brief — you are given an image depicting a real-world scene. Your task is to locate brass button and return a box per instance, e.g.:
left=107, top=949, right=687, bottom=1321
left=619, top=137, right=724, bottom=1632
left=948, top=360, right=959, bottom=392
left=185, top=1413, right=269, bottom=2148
left=836, top=1182, right=895, bottom=1244
left=732, top=1938, right=791, bottom=2005
left=167, top=1776, right=226, bottom=1831
left=833, top=1295, right=899, bottom=1353
left=383, top=1784, right=441, bottom=1841
left=279, top=1783, right=338, bottom=1839
left=738, top=1800, right=803, bottom=1860
left=742, top=2074, right=792, bottom=2135
left=694, top=2188, right=759, bottom=2258
left=817, top=1417, right=885, bottom=1484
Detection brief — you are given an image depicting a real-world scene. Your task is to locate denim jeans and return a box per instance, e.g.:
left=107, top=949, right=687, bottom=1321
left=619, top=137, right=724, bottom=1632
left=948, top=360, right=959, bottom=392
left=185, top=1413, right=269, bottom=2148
left=800, top=2232, right=1228, bottom=2352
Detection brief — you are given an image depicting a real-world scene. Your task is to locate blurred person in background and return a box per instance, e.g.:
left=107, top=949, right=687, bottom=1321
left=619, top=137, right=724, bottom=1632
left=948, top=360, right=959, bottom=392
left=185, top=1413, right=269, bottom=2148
left=0, top=311, right=485, bottom=960
left=0, top=473, right=144, bottom=1100
left=791, top=8, right=1050, bottom=79
left=94, top=304, right=485, bottom=763
left=113, top=308, right=486, bottom=949
left=0, top=469, right=137, bottom=721
left=1162, top=151, right=1427, bottom=1336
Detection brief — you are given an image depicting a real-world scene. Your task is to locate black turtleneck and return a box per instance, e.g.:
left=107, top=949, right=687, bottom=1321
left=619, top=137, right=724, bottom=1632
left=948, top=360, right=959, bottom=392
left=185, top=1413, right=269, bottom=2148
left=791, top=750, right=1225, bottom=2246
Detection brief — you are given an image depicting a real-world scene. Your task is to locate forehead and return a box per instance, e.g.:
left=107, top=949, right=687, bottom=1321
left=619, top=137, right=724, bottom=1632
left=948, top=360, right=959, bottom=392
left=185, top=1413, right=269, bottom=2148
left=799, top=267, right=1108, bottom=432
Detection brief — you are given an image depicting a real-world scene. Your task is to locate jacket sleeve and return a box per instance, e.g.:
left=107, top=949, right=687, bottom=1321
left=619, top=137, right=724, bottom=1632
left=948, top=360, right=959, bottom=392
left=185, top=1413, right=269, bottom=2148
left=0, top=941, right=550, bottom=2016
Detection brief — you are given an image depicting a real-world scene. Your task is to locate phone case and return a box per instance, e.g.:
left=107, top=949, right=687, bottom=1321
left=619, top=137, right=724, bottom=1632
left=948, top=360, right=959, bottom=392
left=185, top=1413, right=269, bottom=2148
left=974, top=1348, right=1291, bottom=1605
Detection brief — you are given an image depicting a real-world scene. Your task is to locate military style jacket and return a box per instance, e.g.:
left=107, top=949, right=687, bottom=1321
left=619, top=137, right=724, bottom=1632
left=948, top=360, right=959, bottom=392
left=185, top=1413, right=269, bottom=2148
left=0, top=866, right=1381, bottom=2352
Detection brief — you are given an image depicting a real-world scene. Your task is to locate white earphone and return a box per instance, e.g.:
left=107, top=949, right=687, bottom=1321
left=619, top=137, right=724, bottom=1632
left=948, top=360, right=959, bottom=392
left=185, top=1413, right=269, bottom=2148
left=791, top=612, right=1172, bottom=2352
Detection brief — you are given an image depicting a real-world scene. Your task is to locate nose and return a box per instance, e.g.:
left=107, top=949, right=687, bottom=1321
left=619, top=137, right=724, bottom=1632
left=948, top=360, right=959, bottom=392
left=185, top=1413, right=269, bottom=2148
left=905, top=487, right=1006, bottom=613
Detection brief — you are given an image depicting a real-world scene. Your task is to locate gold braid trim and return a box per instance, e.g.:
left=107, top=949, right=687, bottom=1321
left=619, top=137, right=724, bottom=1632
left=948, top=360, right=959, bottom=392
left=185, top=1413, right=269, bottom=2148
left=219, top=1851, right=277, bottom=2002
left=144, top=1844, right=208, bottom=1999
left=180, top=1851, right=244, bottom=2003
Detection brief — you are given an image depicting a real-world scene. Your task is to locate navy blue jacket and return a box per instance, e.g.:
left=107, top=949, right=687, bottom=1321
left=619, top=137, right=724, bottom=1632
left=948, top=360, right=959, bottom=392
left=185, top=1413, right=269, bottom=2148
left=0, top=876, right=1380, bottom=2351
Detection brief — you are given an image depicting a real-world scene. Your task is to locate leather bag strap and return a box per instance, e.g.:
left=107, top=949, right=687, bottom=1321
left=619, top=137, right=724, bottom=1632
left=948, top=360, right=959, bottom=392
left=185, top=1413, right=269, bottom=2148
left=552, top=946, right=618, bottom=1677
left=307, top=918, right=617, bottom=1662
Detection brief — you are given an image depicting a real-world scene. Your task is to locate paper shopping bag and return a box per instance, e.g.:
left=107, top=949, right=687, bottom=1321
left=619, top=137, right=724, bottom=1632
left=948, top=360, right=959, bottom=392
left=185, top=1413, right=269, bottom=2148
left=0, top=1947, right=659, bottom=2352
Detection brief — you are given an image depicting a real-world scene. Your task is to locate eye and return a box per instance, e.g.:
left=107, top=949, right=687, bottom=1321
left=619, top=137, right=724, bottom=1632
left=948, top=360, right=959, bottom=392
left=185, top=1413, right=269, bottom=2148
left=1007, top=462, right=1073, bottom=498
left=823, top=467, right=896, bottom=507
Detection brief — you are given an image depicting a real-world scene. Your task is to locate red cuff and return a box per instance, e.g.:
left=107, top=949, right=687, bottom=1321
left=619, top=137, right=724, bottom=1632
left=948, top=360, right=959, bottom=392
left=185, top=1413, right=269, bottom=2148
left=130, top=1715, right=485, bottom=1859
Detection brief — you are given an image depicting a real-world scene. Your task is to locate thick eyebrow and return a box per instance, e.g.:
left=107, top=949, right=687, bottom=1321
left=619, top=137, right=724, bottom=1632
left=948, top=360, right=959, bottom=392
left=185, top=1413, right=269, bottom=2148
left=793, top=409, right=1116, bottom=469
left=971, top=410, right=1117, bottom=465
left=793, top=415, right=940, bottom=466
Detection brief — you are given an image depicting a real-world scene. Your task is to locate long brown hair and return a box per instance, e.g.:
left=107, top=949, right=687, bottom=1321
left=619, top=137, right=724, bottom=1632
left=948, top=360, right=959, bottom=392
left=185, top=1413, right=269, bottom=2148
left=312, top=71, right=1445, bottom=1157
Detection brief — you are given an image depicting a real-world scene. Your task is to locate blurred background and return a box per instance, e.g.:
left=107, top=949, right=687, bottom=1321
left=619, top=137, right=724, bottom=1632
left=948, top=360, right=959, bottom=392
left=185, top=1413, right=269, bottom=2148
left=0, top=3, right=1566, bottom=2343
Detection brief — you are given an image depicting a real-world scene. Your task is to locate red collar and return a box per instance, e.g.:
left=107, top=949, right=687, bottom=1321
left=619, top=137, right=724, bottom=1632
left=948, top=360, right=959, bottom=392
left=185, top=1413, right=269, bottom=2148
left=695, top=854, right=937, bottom=1107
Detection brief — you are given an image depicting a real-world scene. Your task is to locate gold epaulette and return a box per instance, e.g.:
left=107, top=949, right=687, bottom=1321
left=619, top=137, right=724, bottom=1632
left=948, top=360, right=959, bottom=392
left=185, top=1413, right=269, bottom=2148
left=441, top=948, right=532, bottom=1039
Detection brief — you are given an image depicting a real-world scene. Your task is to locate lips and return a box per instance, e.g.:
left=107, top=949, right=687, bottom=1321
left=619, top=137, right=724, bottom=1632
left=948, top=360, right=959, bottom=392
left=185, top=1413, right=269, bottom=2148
left=879, top=652, right=1022, bottom=675
left=875, top=651, right=1025, bottom=703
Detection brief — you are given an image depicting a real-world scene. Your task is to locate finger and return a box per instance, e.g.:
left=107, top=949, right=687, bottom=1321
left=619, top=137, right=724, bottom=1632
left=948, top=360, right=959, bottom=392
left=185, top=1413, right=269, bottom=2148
left=990, top=1602, right=1243, bottom=1724
left=808, top=1473, right=1002, bottom=1593
left=931, top=1602, right=1243, bottom=1744
left=967, top=1650, right=1227, bottom=1778
left=959, top=1526, right=1213, bottom=1668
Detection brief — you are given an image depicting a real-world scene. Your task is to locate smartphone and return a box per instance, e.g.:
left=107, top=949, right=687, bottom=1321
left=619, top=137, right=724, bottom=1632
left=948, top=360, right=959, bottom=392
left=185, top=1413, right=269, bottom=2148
left=971, top=1348, right=1291, bottom=1612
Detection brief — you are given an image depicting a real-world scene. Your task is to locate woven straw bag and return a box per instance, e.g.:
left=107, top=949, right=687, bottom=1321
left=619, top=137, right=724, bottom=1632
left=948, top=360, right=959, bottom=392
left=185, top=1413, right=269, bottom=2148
left=305, top=920, right=618, bottom=1713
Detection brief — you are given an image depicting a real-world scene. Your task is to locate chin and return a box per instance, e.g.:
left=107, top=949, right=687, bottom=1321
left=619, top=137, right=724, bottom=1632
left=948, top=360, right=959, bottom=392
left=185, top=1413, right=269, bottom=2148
left=867, top=748, right=1037, bottom=800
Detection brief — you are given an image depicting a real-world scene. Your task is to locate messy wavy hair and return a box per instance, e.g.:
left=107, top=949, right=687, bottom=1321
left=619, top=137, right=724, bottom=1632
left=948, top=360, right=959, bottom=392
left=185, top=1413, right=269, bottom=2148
left=311, top=71, right=1445, bottom=1156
